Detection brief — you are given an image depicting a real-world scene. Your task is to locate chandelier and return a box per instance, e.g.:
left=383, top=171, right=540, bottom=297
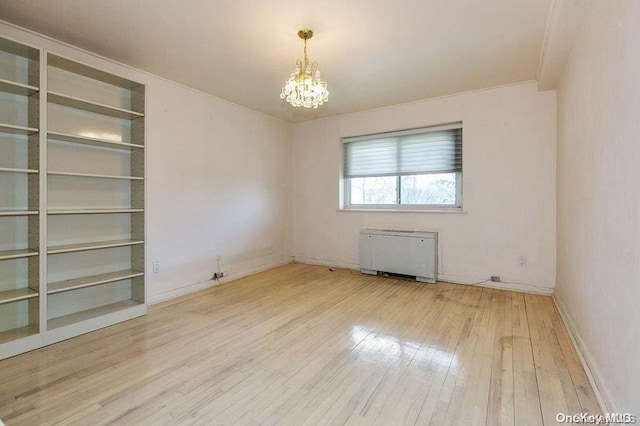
left=280, top=29, right=329, bottom=109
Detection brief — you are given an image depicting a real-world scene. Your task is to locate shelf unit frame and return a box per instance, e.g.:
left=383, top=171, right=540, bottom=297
left=44, top=51, right=146, bottom=344
left=47, top=130, right=144, bottom=151
left=0, top=34, right=43, bottom=356
left=0, top=77, right=38, bottom=96
left=0, top=35, right=147, bottom=360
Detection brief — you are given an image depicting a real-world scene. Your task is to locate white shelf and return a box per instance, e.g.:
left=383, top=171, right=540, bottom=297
left=47, top=239, right=144, bottom=255
left=48, top=208, right=144, bottom=215
left=49, top=54, right=142, bottom=90
left=0, top=167, right=38, bottom=174
left=0, top=249, right=39, bottom=261
left=0, top=288, right=38, bottom=305
left=0, top=210, right=38, bottom=216
left=0, top=39, right=146, bottom=361
left=0, top=123, right=38, bottom=136
left=48, top=131, right=144, bottom=151
left=0, top=78, right=38, bottom=96
left=0, top=325, right=38, bottom=345
left=0, top=35, right=40, bottom=353
left=48, top=269, right=144, bottom=294
left=48, top=171, right=144, bottom=181
left=48, top=300, right=143, bottom=330
left=48, top=91, right=144, bottom=120
left=0, top=37, right=39, bottom=61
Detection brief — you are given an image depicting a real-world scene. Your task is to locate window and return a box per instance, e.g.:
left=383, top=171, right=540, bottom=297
left=342, top=123, right=462, bottom=209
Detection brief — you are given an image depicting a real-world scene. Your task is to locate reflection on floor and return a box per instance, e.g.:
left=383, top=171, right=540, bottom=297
left=0, top=263, right=601, bottom=425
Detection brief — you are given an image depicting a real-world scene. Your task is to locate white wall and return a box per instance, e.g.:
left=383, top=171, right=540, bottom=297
left=291, top=82, right=557, bottom=293
left=146, top=82, right=291, bottom=302
left=0, top=22, right=292, bottom=304
left=555, top=2, right=640, bottom=413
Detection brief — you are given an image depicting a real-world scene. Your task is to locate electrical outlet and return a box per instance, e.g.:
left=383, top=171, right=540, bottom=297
left=152, top=261, right=160, bottom=274
left=519, top=256, right=527, bottom=267
left=490, top=276, right=501, bottom=282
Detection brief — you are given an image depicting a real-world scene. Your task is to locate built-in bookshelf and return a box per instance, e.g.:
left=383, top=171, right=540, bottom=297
left=45, top=53, right=145, bottom=338
left=0, top=36, right=41, bottom=351
left=0, top=35, right=146, bottom=360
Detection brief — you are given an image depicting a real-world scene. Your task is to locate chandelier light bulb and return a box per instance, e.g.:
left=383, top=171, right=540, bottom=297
left=280, top=28, right=329, bottom=109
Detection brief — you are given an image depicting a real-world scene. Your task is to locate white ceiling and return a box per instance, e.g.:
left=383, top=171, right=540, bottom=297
left=0, top=0, right=553, bottom=122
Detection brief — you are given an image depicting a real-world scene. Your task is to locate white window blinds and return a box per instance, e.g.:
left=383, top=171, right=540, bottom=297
left=343, top=124, right=462, bottom=178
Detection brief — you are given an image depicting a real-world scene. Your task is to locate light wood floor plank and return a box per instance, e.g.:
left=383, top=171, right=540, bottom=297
left=0, top=264, right=602, bottom=425
left=511, top=292, right=544, bottom=426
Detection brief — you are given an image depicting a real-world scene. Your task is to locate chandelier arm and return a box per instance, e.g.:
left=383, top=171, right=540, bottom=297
left=281, top=28, right=329, bottom=108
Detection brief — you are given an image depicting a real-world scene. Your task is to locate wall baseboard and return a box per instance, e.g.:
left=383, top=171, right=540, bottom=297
left=292, top=256, right=554, bottom=295
left=148, top=258, right=293, bottom=305
left=292, top=256, right=360, bottom=270
left=439, top=273, right=554, bottom=295
left=553, top=294, right=615, bottom=414
left=149, top=256, right=617, bottom=411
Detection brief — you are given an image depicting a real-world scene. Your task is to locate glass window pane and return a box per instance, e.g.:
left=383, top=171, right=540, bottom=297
left=400, top=173, right=457, bottom=205
left=349, top=176, right=397, bottom=205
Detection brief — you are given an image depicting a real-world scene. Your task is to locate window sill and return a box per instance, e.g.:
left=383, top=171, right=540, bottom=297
left=337, top=207, right=466, bottom=214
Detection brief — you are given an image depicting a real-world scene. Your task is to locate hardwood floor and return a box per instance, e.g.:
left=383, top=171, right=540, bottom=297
left=0, top=263, right=601, bottom=425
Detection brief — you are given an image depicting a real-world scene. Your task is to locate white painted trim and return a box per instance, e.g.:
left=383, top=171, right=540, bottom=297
left=0, top=20, right=287, bottom=125
left=292, top=256, right=360, bottom=271
left=537, top=0, right=561, bottom=82
left=148, top=258, right=293, bottom=305
left=291, top=80, right=538, bottom=126
left=292, top=257, right=554, bottom=295
left=439, top=273, right=554, bottom=295
left=0, top=334, right=44, bottom=361
left=536, top=0, right=591, bottom=90
left=148, top=279, right=221, bottom=305
left=553, top=293, right=614, bottom=414
left=0, top=21, right=537, bottom=125
left=337, top=208, right=466, bottom=214
left=45, top=304, right=147, bottom=345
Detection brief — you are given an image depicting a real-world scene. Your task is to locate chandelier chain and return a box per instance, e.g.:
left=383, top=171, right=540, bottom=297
left=303, top=38, right=308, bottom=69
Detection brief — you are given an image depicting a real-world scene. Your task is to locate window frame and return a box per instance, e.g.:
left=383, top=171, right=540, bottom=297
left=341, top=123, right=463, bottom=211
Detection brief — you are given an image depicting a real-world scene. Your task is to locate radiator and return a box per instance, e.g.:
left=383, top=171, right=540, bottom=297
left=360, top=229, right=438, bottom=283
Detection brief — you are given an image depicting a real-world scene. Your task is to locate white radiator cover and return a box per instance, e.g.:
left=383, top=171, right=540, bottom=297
left=360, top=229, right=438, bottom=283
